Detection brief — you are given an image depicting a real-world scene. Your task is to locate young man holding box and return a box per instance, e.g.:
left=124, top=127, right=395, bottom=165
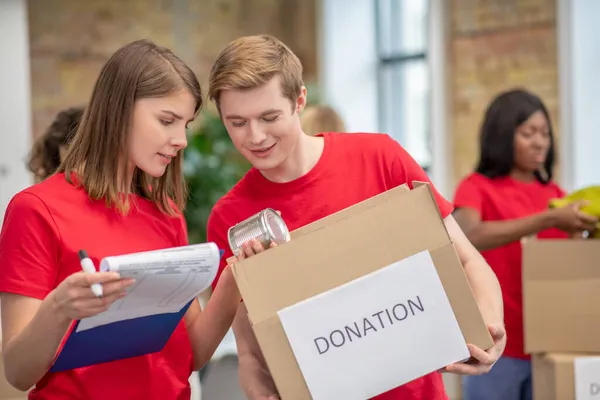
left=206, top=34, right=506, bottom=400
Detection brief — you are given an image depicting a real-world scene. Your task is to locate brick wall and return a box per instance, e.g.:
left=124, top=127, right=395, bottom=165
left=28, top=0, right=317, bottom=139
left=449, top=0, right=559, bottom=188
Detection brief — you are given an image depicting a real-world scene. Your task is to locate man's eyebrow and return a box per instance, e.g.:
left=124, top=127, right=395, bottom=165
left=260, top=108, right=283, bottom=116
left=224, top=109, right=283, bottom=120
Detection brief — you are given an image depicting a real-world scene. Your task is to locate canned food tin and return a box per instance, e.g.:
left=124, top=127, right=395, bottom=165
left=227, top=208, right=290, bottom=255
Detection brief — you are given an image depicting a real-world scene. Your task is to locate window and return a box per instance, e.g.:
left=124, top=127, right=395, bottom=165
left=375, top=0, right=431, bottom=171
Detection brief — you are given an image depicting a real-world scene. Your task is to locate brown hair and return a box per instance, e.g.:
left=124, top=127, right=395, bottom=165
left=300, top=105, right=346, bottom=136
left=58, top=39, right=202, bottom=215
left=208, top=34, right=303, bottom=111
left=28, top=107, right=84, bottom=182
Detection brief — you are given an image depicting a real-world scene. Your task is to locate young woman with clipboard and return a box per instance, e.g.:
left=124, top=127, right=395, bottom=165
left=0, top=39, right=241, bottom=400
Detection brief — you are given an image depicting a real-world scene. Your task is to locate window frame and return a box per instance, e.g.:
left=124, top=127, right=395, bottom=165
left=374, top=0, right=431, bottom=172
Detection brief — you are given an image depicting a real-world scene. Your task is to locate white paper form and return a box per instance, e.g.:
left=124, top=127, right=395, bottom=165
left=76, top=243, right=221, bottom=332
left=277, top=250, right=470, bottom=400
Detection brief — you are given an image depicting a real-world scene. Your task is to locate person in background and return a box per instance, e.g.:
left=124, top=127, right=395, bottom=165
left=206, top=34, right=506, bottom=400
left=0, top=39, right=241, bottom=400
left=452, top=88, right=598, bottom=400
left=26, top=107, right=84, bottom=183
left=299, top=104, right=345, bottom=136
left=0, top=107, right=84, bottom=400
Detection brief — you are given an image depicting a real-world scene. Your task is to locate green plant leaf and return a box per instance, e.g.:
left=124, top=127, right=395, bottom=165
left=183, top=111, right=250, bottom=244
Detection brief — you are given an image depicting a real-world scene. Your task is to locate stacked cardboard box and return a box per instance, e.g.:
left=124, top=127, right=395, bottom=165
left=522, top=239, right=600, bottom=400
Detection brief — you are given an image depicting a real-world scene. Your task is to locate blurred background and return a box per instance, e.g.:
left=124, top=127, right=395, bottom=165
left=1, top=0, right=599, bottom=399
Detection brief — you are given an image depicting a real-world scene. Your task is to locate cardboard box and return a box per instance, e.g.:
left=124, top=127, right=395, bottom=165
left=523, top=240, right=600, bottom=354
left=232, top=184, right=493, bottom=399
left=532, top=353, right=600, bottom=400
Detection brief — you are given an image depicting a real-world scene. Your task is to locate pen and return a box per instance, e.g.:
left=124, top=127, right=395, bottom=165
left=78, top=249, right=103, bottom=298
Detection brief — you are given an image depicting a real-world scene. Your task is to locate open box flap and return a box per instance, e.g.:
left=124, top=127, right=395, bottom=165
left=232, top=185, right=452, bottom=325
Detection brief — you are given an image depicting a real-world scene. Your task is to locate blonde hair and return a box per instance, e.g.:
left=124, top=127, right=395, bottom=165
left=58, top=39, right=202, bottom=215
left=300, top=105, right=346, bottom=136
left=208, top=34, right=303, bottom=111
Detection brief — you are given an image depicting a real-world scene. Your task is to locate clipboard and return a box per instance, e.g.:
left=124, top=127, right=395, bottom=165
left=50, top=249, right=225, bottom=372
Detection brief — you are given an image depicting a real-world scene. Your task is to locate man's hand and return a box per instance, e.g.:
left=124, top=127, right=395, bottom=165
left=441, top=215, right=505, bottom=374
left=441, top=324, right=506, bottom=375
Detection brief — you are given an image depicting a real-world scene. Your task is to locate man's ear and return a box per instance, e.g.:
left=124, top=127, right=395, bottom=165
left=295, top=86, right=307, bottom=114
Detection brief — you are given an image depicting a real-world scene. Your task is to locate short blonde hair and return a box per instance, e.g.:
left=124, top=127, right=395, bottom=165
left=300, top=105, right=346, bottom=136
left=58, top=39, right=202, bottom=215
left=208, top=34, right=303, bottom=111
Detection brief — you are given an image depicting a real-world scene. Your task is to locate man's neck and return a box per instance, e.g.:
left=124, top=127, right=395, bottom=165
left=260, top=134, right=325, bottom=184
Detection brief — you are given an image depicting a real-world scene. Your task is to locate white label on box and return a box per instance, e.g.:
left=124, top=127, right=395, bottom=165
left=574, top=357, right=600, bottom=399
left=277, top=250, right=470, bottom=400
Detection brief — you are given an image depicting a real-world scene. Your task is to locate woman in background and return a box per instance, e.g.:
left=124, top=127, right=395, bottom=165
left=300, top=104, right=345, bottom=136
left=0, top=39, right=240, bottom=400
left=453, top=88, right=598, bottom=400
left=27, top=107, right=84, bottom=182
left=0, top=106, right=84, bottom=400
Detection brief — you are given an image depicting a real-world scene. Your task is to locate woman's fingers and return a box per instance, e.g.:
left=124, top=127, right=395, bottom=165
left=70, top=291, right=127, bottom=318
left=73, top=276, right=135, bottom=300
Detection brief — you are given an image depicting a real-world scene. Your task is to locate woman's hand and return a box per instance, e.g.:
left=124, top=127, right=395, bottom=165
left=230, top=210, right=283, bottom=263
left=51, top=271, right=135, bottom=321
left=233, top=239, right=278, bottom=262
left=547, top=201, right=599, bottom=234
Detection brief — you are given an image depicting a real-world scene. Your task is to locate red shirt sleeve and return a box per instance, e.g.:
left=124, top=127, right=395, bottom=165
left=206, top=207, right=231, bottom=292
left=0, top=192, right=60, bottom=300
left=453, top=176, right=484, bottom=215
left=387, top=137, right=454, bottom=218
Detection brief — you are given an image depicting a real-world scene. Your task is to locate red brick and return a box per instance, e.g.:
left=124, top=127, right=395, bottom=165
left=449, top=0, right=560, bottom=187
left=28, top=0, right=317, bottom=140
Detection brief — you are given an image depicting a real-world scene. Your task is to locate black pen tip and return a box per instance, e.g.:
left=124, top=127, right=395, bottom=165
left=78, top=249, right=88, bottom=260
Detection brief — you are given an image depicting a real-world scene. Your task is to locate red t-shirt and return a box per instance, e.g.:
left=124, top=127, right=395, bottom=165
left=453, top=172, right=568, bottom=360
left=0, top=173, right=194, bottom=400
left=207, top=132, right=454, bottom=400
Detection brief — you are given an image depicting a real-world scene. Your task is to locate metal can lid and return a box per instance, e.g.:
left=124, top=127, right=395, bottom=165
left=263, top=208, right=291, bottom=244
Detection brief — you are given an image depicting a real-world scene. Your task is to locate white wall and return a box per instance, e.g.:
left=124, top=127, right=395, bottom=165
left=557, top=0, right=600, bottom=191
left=317, top=0, right=451, bottom=198
left=427, top=0, right=451, bottom=199
left=318, top=0, right=379, bottom=135
left=0, top=0, right=32, bottom=224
